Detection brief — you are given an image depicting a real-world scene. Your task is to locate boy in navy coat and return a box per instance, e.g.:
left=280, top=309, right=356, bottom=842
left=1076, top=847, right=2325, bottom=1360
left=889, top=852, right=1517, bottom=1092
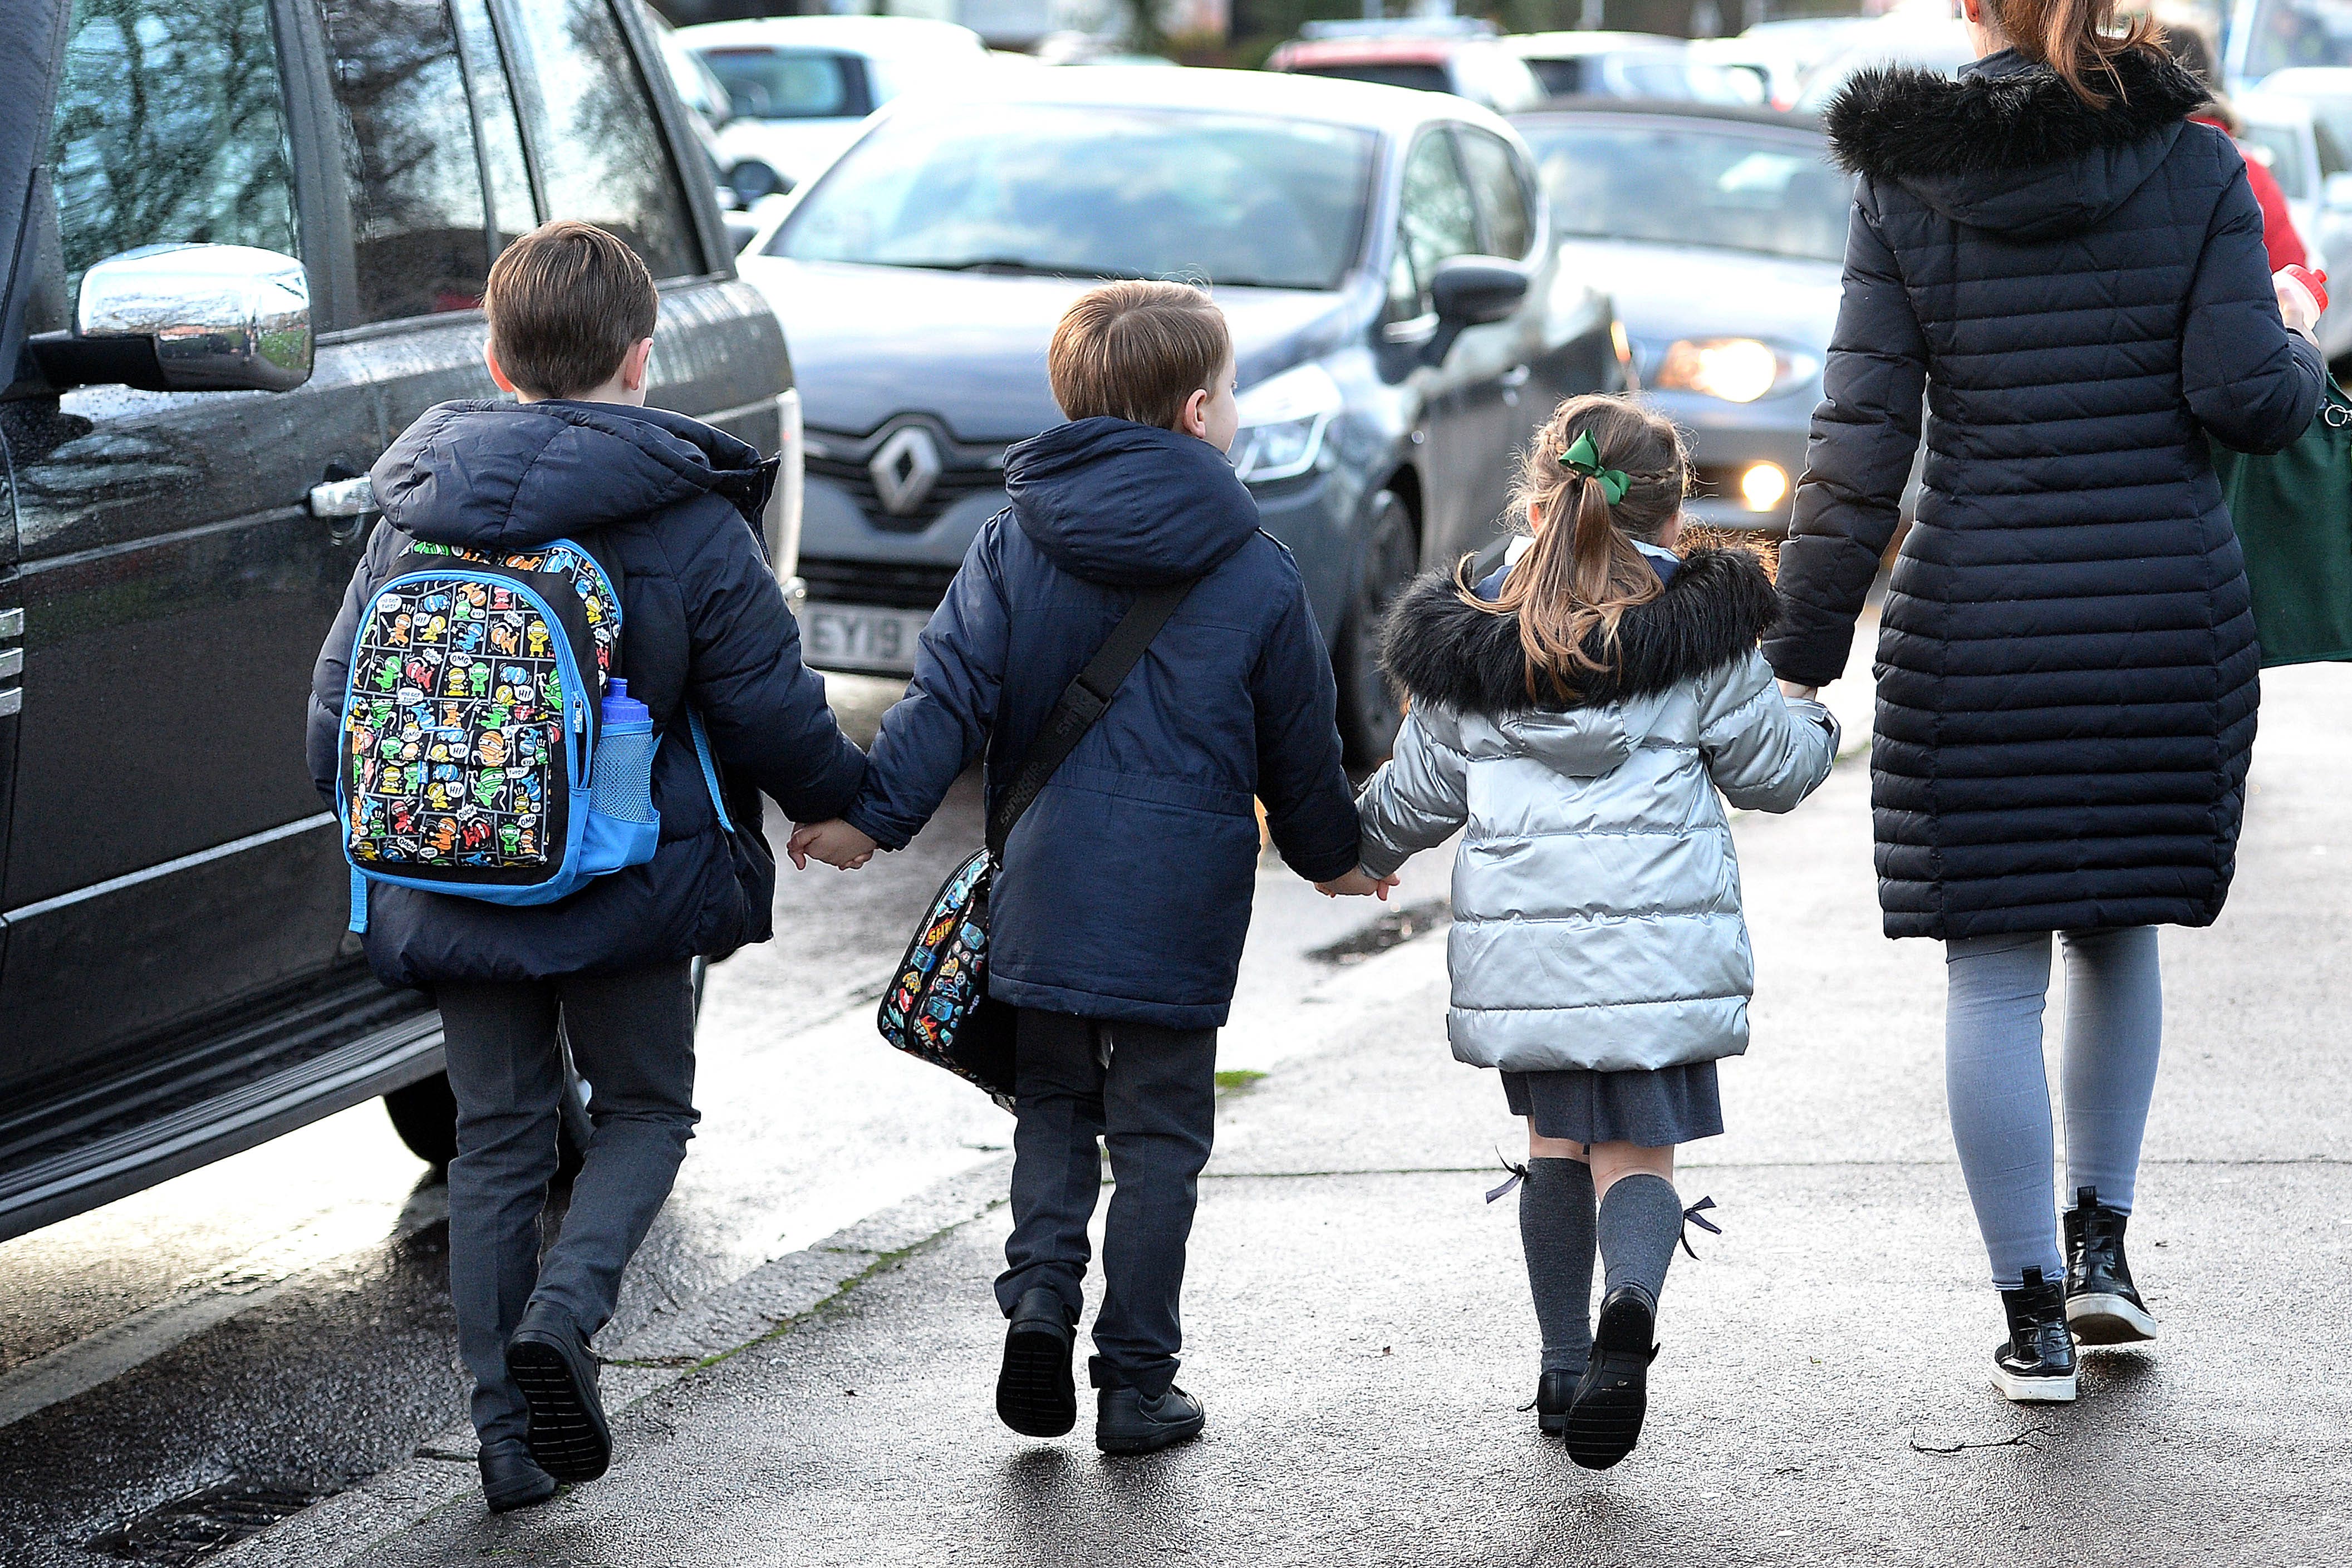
left=792, top=282, right=1371, bottom=1452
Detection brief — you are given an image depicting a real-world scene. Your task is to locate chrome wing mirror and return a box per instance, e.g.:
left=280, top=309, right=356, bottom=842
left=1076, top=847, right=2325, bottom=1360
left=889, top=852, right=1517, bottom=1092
left=30, top=243, right=313, bottom=393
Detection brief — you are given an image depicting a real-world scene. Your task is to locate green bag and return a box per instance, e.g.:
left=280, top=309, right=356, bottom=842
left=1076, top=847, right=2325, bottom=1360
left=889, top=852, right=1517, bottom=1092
left=2211, top=380, right=2352, bottom=667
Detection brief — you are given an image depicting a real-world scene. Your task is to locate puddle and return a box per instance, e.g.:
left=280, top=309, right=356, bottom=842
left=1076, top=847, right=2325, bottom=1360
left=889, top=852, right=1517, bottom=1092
left=1309, top=899, right=1450, bottom=966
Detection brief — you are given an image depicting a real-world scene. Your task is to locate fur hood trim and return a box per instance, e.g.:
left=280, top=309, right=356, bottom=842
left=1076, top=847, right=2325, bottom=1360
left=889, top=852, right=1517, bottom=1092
left=1379, top=547, right=1779, bottom=716
left=1825, top=47, right=2205, bottom=182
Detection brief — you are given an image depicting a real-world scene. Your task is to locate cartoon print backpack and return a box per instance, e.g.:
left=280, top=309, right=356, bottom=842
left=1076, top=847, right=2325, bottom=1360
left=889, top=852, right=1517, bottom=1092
left=336, top=534, right=731, bottom=931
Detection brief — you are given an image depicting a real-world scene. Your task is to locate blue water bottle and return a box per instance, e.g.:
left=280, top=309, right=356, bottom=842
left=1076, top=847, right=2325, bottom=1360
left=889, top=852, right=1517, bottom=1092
left=590, top=677, right=659, bottom=839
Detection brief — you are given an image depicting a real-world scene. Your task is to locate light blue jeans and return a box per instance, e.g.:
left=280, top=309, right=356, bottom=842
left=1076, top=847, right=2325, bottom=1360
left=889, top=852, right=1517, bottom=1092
left=1943, top=927, right=2163, bottom=1290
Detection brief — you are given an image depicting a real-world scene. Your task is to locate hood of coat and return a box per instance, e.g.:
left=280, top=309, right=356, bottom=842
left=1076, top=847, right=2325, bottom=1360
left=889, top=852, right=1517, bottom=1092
left=371, top=400, right=774, bottom=551
left=1382, top=544, right=1779, bottom=731
left=1002, top=417, right=1261, bottom=588
left=1824, top=46, right=2206, bottom=240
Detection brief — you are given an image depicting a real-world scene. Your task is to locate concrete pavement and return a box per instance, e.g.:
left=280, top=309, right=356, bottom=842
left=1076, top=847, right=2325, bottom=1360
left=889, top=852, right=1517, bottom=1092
left=225, top=663, right=2352, bottom=1567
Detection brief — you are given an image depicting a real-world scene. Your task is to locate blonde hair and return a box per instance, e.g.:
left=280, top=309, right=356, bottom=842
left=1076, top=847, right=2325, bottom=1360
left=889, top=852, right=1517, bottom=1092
left=1048, top=281, right=1230, bottom=430
left=1463, top=394, right=1687, bottom=704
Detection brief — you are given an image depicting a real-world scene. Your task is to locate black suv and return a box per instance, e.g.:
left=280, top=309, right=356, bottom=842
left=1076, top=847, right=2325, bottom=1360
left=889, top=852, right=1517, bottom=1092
left=0, top=0, right=801, bottom=1241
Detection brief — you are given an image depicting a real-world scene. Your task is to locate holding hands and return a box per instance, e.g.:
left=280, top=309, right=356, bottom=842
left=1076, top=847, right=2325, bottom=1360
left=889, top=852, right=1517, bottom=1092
left=1317, top=868, right=1398, bottom=899
left=788, top=818, right=878, bottom=871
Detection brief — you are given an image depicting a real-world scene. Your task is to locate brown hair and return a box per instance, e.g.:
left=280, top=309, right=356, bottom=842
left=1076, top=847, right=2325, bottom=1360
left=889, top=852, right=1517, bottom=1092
left=1464, top=394, right=1686, bottom=704
left=1048, top=281, right=1231, bottom=430
left=483, top=220, right=659, bottom=400
left=1985, top=0, right=2167, bottom=107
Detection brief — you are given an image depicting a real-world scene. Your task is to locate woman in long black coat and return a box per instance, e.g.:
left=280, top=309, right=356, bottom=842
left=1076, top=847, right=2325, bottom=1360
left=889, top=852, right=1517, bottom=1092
left=1767, top=0, right=2324, bottom=1402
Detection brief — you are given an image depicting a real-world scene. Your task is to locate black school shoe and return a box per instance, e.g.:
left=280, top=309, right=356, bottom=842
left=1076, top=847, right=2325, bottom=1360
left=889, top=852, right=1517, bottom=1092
left=1565, top=1284, right=1658, bottom=1471
left=2064, top=1186, right=2158, bottom=1346
left=477, top=1437, right=558, bottom=1513
left=996, top=1286, right=1079, bottom=1438
left=1533, top=1368, right=1578, bottom=1437
left=1096, top=1382, right=1206, bottom=1454
left=1992, top=1266, right=2078, bottom=1403
left=505, top=1303, right=612, bottom=1482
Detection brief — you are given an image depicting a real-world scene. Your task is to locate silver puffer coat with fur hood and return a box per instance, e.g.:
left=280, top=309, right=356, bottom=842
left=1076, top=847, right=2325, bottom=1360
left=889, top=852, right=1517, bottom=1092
left=1354, top=547, right=1838, bottom=1073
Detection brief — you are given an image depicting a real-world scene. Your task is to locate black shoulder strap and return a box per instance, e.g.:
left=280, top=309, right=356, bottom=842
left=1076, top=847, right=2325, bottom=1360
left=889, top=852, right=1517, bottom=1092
left=986, top=581, right=1193, bottom=857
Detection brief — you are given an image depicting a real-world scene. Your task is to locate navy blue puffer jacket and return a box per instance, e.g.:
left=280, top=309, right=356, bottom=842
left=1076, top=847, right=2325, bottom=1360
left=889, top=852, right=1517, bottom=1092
left=1769, top=48, right=2326, bottom=940
left=307, top=400, right=866, bottom=986
left=843, top=418, right=1361, bottom=1028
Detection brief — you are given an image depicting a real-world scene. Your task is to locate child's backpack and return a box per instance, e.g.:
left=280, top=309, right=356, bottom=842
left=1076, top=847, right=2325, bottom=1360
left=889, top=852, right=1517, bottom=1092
left=335, top=534, right=731, bottom=932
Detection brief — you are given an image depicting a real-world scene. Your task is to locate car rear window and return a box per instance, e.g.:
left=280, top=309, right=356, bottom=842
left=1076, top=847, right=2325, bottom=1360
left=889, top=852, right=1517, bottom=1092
left=1290, top=61, right=1453, bottom=95
left=698, top=47, right=864, bottom=120
left=1518, top=120, right=1852, bottom=263
left=773, top=104, right=1376, bottom=291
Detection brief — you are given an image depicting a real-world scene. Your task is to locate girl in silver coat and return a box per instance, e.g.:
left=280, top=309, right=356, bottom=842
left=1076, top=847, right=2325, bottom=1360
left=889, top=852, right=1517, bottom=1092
left=1354, top=395, right=1838, bottom=1468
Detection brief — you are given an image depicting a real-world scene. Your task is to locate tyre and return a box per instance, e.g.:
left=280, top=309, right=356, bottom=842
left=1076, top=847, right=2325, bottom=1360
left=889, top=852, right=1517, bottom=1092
left=1334, top=489, right=1419, bottom=769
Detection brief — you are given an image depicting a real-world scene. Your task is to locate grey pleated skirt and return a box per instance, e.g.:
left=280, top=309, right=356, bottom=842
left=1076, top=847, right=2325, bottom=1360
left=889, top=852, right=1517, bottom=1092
left=1501, top=1061, right=1724, bottom=1147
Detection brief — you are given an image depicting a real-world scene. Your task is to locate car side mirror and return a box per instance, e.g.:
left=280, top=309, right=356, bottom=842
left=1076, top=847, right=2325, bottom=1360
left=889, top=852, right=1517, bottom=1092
left=1426, top=255, right=1529, bottom=364
left=28, top=243, right=312, bottom=394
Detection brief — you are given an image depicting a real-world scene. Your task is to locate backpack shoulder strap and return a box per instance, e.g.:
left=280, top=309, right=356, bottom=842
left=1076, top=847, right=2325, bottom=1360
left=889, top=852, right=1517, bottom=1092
left=985, top=581, right=1194, bottom=858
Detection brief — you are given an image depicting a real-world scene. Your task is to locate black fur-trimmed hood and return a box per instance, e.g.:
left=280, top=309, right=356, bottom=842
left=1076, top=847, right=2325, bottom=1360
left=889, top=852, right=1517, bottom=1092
left=1380, top=546, right=1779, bottom=717
left=1826, top=47, right=2207, bottom=238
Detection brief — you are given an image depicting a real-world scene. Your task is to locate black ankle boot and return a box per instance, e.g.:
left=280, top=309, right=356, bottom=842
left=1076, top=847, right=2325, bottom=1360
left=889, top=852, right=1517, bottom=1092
left=1993, top=1266, right=2077, bottom=1403
left=1533, top=1368, right=1578, bottom=1436
left=2064, top=1186, right=2157, bottom=1345
left=477, top=1437, right=557, bottom=1513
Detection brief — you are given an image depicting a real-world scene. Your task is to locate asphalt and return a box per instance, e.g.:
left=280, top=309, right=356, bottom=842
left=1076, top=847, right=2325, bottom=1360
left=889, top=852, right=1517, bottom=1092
left=202, top=660, right=2352, bottom=1568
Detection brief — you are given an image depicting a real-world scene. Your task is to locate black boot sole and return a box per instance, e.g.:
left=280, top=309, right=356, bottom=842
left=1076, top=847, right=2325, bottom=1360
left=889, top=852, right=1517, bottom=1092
left=1565, top=1292, right=1653, bottom=1471
left=996, top=1321, right=1077, bottom=1438
left=505, top=1334, right=612, bottom=1482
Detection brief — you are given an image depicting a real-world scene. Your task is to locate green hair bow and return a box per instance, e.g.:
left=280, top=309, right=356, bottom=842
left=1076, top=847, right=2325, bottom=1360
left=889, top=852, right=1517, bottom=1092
left=1559, top=430, right=1629, bottom=504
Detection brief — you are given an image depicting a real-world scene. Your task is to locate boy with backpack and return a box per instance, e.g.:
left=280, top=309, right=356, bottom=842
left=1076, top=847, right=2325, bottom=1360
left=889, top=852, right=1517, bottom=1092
left=788, top=281, right=1372, bottom=1454
left=306, top=220, right=865, bottom=1511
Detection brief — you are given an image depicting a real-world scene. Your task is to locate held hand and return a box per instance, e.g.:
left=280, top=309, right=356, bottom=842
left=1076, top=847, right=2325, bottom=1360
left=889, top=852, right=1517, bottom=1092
left=787, top=819, right=877, bottom=871
left=2276, top=269, right=2322, bottom=342
left=1317, top=868, right=1398, bottom=899
left=1777, top=678, right=1820, bottom=702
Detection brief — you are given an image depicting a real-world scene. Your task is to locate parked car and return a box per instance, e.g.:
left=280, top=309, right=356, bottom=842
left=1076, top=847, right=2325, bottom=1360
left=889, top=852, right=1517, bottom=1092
left=1266, top=33, right=1547, bottom=115
left=0, top=0, right=799, bottom=1240
left=1513, top=101, right=1853, bottom=532
left=1795, top=14, right=1976, bottom=112
left=738, top=66, right=1624, bottom=763
left=2236, top=87, right=2352, bottom=355
left=1699, top=17, right=1874, bottom=110
left=1505, top=32, right=1761, bottom=105
left=680, top=16, right=991, bottom=204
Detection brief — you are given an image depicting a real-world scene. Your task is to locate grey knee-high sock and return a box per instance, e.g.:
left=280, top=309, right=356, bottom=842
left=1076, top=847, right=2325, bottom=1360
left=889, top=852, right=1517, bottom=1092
left=1597, top=1173, right=1685, bottom=1311
left=1518, top=1158, right=1596, bottom=1372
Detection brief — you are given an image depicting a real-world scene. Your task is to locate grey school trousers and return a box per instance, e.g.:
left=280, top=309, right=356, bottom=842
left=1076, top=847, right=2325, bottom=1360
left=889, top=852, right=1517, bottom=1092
left=436, top=961, right=699, bottom=1443
left=997, top=1007, right=1218, bottom=1398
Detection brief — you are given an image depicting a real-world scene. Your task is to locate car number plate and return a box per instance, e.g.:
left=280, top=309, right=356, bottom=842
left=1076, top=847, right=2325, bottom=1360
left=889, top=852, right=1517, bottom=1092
left=802, top=602, right=931, bottom=676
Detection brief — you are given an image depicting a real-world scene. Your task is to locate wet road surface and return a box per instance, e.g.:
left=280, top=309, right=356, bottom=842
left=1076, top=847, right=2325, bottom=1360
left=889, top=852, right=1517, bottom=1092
left=0, top=673, right=1454, bottom=1567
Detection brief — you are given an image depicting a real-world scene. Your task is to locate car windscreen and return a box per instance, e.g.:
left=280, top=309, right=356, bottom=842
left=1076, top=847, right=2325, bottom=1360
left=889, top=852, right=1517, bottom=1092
left=699, top=46, right=858, bottom=119
left=772, top=105, right=1376, bottom=289
left=1289, top=61, right=1452, bottom=94
left=1520, top=120, right=1852, bottom=262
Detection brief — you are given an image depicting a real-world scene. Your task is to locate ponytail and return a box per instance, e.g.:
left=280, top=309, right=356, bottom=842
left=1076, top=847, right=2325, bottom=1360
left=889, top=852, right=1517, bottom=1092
left=1464, top=395, right=1686, bottom=705
left=1987, top=0, right=2166, bottom=107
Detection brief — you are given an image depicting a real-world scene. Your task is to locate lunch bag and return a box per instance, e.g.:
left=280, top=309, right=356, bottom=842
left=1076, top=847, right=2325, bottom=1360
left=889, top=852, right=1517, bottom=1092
left=2211, top=381, right=2352, bottom=667
left=336, top=534, right=731, bottom=931
left=877, top=581, right=1194, bottom=1108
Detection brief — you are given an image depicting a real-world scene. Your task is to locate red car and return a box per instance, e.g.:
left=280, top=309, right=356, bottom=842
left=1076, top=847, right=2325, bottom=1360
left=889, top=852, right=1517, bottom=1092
left=1268, top=33, right=1546, bottom=115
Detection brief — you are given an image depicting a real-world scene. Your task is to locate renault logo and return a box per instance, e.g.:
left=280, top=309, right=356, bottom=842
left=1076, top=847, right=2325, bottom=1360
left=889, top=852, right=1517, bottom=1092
left=868, top=426, right=944, bottom=516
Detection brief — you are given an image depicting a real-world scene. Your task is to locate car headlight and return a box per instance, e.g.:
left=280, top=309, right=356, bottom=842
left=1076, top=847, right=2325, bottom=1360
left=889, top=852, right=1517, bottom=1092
left=1232, top=362, right=1343, bottom=484
left=1651, top=337, right=1819, bottom=403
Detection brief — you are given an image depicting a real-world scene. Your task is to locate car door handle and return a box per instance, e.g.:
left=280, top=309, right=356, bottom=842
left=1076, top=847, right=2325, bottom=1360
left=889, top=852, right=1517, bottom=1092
left=308, top=476, right=377, bottom=518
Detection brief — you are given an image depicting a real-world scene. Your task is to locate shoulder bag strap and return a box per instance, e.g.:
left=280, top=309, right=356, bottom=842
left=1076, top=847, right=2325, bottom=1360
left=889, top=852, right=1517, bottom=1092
left=985, top=580, right=1194, bottom=858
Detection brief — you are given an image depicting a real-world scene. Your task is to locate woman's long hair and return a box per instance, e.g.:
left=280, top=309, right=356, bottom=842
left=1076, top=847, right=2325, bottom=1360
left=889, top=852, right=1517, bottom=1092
left=1988, top=0, right=2167, bottom=107
left=1462, top=395, right=1687, bottom=706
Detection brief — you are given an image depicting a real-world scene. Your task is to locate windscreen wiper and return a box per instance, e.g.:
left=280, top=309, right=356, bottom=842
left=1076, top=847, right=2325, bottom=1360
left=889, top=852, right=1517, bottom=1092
left=903, top=257, right=1153, bottom=280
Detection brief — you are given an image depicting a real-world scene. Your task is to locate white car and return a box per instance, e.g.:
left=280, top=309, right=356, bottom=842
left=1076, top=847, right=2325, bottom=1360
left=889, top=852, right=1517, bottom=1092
left=2234, top=91, right=2352, bottom=356
left=1506, top=31, right=1761, bottom=104
left=680, top=16, right=990, bottom=203
left=1794, top=14, right=1976, bottom=112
